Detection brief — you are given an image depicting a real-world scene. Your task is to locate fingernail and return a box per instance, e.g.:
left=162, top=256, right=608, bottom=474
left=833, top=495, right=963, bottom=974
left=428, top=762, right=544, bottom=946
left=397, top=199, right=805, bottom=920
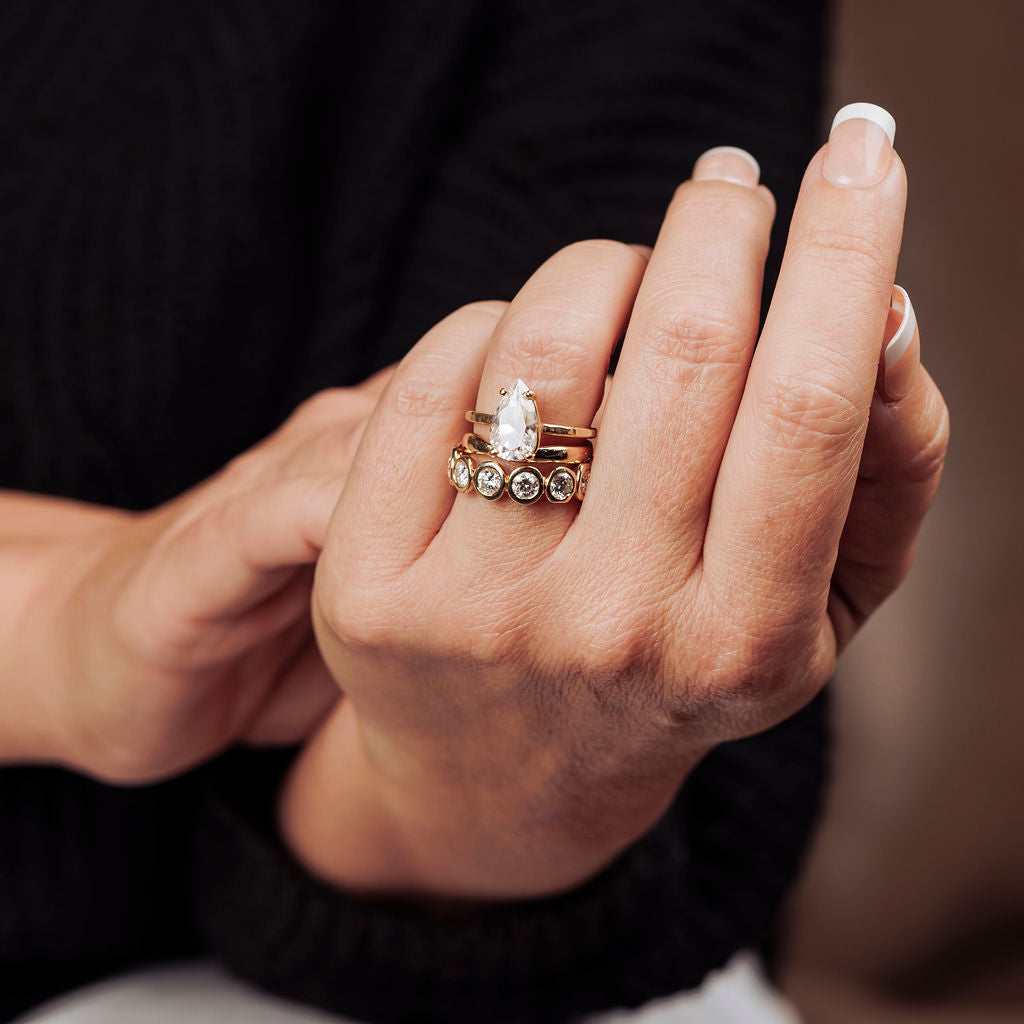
left=692, top=146, right=760, bottom=188
left=823, top=103, right=896, bottom=188
left=879, top=285, right=919, bottom=402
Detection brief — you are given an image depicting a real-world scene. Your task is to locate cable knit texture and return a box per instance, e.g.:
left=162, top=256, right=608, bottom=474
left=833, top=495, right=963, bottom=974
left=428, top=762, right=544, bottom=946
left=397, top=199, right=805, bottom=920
left=0, top=1, right=828, bottom=1020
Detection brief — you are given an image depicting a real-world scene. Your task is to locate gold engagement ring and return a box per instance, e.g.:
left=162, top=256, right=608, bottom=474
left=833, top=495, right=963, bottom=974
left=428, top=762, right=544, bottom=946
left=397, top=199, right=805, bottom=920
left=465, top=379, right=596, bottom=461
left=447, top=380, right=596, bottom=505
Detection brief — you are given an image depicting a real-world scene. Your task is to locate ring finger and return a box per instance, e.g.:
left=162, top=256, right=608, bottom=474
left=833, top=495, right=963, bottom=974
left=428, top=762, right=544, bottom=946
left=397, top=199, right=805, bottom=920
left=447, top=239, right=649, bottom=544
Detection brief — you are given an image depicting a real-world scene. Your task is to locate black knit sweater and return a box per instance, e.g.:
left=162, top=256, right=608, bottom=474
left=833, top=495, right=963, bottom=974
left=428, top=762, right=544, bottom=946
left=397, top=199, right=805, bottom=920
left=0, top=1, right=829, bottom=1021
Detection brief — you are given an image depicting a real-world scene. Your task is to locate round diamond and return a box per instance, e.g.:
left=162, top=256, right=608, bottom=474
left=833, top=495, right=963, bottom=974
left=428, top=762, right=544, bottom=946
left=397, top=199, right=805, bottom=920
left=578, top=463, right=590, bottom=500
left=453, top=458, right=471, bottom=490
left=546, top=467, right=576, bottom=502
left=474, top=463, right=504, bottom=499
left=509, top=467, right=542, bottom=504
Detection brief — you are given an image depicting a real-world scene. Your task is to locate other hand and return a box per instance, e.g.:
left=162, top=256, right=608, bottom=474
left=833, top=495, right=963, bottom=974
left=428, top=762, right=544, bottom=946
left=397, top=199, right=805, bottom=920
left=39, top=368, right=392, bottom=783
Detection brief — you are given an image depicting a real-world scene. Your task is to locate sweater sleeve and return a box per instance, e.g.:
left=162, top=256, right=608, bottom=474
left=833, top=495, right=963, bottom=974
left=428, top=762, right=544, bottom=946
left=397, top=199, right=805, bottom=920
left=0, top=765, right=203, bottom=1021
left=193, top=691, right=827, bottom=1023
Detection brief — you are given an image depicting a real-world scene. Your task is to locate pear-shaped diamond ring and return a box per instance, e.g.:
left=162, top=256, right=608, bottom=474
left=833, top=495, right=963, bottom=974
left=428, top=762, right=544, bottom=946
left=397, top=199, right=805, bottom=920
left=465, top=380, right=597, bottom=463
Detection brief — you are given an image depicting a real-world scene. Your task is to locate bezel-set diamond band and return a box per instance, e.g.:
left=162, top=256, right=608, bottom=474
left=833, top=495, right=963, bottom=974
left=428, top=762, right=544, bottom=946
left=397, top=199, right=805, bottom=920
left=449, top=379, right=597, bottom=507
left=448, top=447, right=590, bottom=504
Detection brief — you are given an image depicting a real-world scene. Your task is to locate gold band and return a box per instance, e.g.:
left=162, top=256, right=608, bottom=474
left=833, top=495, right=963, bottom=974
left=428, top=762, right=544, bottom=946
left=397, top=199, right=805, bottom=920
left=465, top=410, right=597, bottom=440
left=447, top=447, right=585, bottom=504
left=462, top=432, right=592, bottom=464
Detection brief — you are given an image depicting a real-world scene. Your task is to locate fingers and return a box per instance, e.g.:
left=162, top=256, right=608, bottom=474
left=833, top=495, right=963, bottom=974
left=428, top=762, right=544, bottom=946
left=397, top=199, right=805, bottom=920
left=137, top=472, right=345, bottom=628
left=325, top=301, right=504, bottom=572
left=454, top=240, right=647, bottom=539
left=705, top=105, right=908, bottom=633
left=474, top=240, right=647, bottom=428
left=830, top=305, right=948, bottom=645
left=588, top=147, right=775, bottom=557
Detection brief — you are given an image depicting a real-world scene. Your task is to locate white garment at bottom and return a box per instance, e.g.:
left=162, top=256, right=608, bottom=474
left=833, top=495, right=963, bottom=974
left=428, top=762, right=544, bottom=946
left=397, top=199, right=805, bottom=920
left=15, top=952, right=803, bottom=1024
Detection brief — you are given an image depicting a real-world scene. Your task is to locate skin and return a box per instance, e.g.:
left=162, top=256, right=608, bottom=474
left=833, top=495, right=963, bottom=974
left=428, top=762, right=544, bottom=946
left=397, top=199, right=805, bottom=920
left=0, top=129, right=948, bottom=921
left=0, top=368, right=390, bottom=784
left=278, top=138, right=949, bottom=902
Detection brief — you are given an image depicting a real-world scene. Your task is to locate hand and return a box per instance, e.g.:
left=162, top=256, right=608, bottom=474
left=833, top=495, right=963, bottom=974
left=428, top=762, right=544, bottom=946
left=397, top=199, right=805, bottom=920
left=283, top=114, right=948, bottom=900
left=26, top=368, right=392, bottom=783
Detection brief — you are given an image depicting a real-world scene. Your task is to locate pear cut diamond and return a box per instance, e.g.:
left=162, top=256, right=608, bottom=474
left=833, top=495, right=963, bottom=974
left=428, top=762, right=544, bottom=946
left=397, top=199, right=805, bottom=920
left=489, top=379, right=539, bottom=461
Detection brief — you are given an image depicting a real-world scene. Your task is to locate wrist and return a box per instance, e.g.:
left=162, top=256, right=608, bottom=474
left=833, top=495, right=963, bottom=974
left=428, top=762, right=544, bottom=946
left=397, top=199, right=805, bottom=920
left=278, top=700, right=694, bottom=902
left=47, top=509, right=158, bottom=774
left=0, top=500, right=132, bottom=765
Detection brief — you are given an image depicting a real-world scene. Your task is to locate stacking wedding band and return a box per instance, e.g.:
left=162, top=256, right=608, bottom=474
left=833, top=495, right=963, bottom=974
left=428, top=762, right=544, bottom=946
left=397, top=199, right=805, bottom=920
left=448, top=447, right=590, bottom=504
left=447, top=379, right=596, bottom=505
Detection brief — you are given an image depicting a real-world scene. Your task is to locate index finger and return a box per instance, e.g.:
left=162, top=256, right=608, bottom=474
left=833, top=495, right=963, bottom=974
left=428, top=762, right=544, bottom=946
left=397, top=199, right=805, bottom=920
left=705, top=104, right=907, bottom=631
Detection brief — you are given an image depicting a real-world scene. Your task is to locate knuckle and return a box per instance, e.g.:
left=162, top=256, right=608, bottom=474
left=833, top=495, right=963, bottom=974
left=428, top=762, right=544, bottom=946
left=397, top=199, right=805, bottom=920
left=799, top=223, right=892, bottom=291
left=571, top=625, right=648, bottom=683
left=316, top=581, right=387, bottom=652
left=214, top=491, right=249, bottom=547
left=451, top=299, right=507, bottom=323
left=383, top=368, right=460, bottom=421
left=670, top=179, right=768, bottom=230
left=640, top=306, right=750, bottom=375
left=315, top=553, right=413, bottom=655
left=558, top=237, right=644, bottom=270
left=760, top=369, right=863, bottom=453
left=565, top=597, right=665, bottom=683
left=708, top=621, right=824, bottom=714
left=221, top=446, right=265, bottom=486
left=689, top=580, right=828, bottom=714
left=329, top=421, right=365, bottom=467
left=494, top=322, right=596, bottom=385
left=717, top=641, right=789, bottom=704
left=300, top=421, right=364, bottom=476
left=469, top=616, right=532, bottom=670
left=291, top=387, right=352, bottom=425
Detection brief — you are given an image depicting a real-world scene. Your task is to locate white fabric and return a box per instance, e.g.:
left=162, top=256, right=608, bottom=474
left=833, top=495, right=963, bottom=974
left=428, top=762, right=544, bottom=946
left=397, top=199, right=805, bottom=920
left=15, top=952, right=803, bottom=1024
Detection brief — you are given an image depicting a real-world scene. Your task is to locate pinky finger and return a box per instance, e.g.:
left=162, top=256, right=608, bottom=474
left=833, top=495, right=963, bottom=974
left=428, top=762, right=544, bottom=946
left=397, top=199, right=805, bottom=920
left=830, top=298, right=950, bottom=645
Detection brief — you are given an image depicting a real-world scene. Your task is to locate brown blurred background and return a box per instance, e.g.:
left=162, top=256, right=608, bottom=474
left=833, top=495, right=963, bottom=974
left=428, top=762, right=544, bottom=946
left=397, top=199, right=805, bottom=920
left=780, top=1, right=1024, bottom=1020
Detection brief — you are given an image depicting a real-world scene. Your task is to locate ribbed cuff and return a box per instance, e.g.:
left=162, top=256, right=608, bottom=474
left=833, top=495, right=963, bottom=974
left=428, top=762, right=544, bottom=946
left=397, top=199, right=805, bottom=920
left=193, top=691, right=826, bottom=1024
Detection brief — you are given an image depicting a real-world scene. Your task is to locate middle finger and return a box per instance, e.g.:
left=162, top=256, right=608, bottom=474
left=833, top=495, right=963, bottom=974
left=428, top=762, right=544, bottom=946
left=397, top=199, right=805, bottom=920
left=587, top=148, right=775, bottom=564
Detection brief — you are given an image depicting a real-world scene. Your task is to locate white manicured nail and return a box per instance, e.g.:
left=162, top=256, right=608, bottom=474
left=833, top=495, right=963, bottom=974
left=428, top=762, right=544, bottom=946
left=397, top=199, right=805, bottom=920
left=880, top=285, right=920, bottom=402
left=824, top=102, right=896, bottom=188
left=830, top=103, right=896, bottom=146
left=885, top=285, right=916, bottom=371
left=692, top=146, right=761, bottom=187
